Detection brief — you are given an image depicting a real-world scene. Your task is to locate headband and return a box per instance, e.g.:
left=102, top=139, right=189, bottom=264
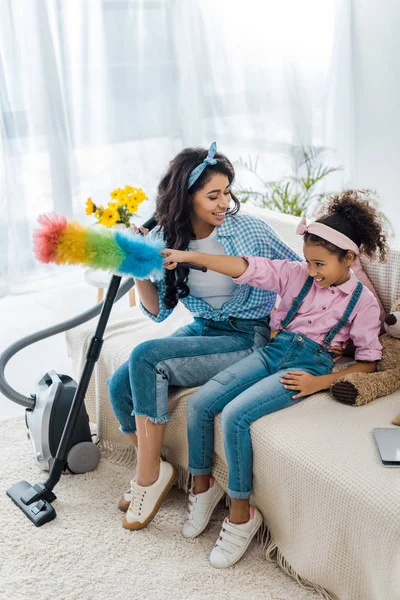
left=188, top=142, right=217, bottom=189
left=296, top=217, right=360, bottom=255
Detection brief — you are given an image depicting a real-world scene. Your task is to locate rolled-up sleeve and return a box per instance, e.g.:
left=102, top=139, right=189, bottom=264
left=233, top=257, right=298, bottom=297
left=351, top=295, right=382, bottom=361
left=138, top=226, right=173, bottom=323
left=139, top=276, right=174, bottom=323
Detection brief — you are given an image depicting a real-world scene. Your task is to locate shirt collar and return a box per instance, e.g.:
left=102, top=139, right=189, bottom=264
left=329, top=269, right=358, bottom=295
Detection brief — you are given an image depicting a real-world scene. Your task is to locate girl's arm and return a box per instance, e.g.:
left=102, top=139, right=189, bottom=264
left=162, top=249, right=248, bottom=278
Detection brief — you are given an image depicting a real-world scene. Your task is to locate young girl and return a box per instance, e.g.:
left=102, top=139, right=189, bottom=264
left=162, top=189, right=387, bottom=568
left=107, top=143, right=303, bottom=531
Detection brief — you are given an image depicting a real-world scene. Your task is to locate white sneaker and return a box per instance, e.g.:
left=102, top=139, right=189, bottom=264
left=182, top=477, right=225, bottom=539
left=118, top=457, right=163, bottom=512
left=123, top=460, right=176, bottom=530
left=209, top=506, right=263, bottom=568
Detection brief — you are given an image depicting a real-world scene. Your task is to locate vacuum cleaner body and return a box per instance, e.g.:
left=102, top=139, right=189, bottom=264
left=26, top=371, right=100, bottom=474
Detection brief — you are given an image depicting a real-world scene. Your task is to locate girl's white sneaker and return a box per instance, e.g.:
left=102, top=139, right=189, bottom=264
left=209, top=506, right=263, bottom=568
left=182, top=477, right=225, bottom=539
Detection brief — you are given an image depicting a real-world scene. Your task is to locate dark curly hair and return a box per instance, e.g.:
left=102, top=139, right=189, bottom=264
left=155, top=147, right=240, bottom=309
left=304, top=189, right=388, bottom=262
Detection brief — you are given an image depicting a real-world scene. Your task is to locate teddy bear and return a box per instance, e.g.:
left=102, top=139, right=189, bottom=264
left=331, top=298, right=400, bottom=426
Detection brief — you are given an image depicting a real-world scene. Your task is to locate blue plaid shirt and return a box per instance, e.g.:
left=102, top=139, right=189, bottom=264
left=141, top=212, right=301, bottom=323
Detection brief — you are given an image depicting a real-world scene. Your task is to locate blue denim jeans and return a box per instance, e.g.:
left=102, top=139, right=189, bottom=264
left=107, top=317, right=270, bottom=434
left=187, top=330, right=334, bottom=499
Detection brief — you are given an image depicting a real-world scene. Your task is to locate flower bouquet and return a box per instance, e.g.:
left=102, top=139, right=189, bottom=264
left=85, top=186, right=147, bottom=228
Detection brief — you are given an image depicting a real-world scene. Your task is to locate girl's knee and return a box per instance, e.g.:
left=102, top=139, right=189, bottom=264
left=188, top=388, right=216, bottom=422
left=221, top=403, right=244, bottom=435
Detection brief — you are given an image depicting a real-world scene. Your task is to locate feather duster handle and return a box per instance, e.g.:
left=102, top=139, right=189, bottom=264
left=33, top=213, right=165, bottom=280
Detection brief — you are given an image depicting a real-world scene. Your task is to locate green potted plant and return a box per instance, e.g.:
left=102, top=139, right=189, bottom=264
left=235, top=145, right=343, bottom=216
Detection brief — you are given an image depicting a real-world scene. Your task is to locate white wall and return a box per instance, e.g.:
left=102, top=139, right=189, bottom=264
left=352, top=0, right=400, bottom=243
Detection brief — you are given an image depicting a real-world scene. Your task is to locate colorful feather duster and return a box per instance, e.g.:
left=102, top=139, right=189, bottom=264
left=33, top=213, right=165, bottom=279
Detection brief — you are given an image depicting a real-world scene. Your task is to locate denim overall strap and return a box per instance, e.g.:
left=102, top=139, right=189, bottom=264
left=280, top=276, right=314, bottom=329
left=323, top=281, right=363, bottom=346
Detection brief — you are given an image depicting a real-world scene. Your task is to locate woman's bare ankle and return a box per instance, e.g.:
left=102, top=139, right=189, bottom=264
left=135, top=461, right=160, bottom=487
left=193, top=474, right=211, bottom=494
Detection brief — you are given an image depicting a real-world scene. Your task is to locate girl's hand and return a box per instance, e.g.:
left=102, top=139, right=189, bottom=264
left=328, top=342, right=346, bottom=363
left=280, top=370, right=326, bottom=399
left=161, top=248, right=187, bottom=270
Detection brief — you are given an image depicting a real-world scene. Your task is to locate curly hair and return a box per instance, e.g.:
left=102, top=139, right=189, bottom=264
left=304, top=189, right=388, bottom=262
left=155, top=147, right=240, bottom=309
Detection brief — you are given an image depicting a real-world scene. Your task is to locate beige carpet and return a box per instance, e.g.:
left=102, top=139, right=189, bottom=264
left=0, top=418, right=320, bottom=600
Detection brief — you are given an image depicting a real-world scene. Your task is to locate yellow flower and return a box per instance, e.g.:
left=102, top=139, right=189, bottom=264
left=99, top=207, right=119, bottom=227
left=110, top=188, right=122, bottom=200
left=85, top=197, right=95, bottom=215
left=117, top=192, right=129, bottom=206
left=127, top=199, right=140, bottom=214
left=136, top=188, right=147, bottom=203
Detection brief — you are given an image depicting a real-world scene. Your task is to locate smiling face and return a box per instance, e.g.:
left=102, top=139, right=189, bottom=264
left=191, top=173, right=232, bottom=232
left=303, top=241, right=355, bottom=287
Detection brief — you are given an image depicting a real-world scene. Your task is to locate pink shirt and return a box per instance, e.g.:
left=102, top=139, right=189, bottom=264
left=234, top=258, right=382, bottom=361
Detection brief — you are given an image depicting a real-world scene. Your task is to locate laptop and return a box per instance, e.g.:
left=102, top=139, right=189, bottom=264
left=373, top=428, right=400, bottom=467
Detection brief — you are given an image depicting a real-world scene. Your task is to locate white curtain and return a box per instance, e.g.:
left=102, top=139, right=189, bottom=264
left=0, top=0, right=353, bottom=297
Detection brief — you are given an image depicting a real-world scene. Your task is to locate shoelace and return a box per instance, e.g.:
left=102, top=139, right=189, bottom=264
left=129, top=482, right=147, bottom=516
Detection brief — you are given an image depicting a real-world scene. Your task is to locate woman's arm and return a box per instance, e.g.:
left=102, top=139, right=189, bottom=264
left=162, top=249, right=248, bottom=278
left=134, top=278, right=160, bottom=317
left=280, top=361, right=377, bottom=399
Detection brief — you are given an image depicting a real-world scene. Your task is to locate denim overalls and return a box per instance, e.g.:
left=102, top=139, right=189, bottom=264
left=187, top=277, right=363, bottom=499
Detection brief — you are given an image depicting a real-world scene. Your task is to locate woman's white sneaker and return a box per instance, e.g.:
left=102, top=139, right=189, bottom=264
left=182, top=477, right=225, bottom=539
left=123, top=460, right=176, bottom=530
left=119, top=457, right=163, bottom=513
left=209, top=506, right=263, bottom=568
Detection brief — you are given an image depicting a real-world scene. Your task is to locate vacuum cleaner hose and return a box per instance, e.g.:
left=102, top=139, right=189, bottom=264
left=0, top=277, right=135, bottom=409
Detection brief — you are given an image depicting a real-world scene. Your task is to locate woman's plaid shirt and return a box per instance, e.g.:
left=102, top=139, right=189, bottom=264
left=140, top=212, right=301, bottom=323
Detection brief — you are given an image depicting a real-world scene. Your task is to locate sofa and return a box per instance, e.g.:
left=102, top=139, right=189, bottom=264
left=66, top=205, right=400, bottom=600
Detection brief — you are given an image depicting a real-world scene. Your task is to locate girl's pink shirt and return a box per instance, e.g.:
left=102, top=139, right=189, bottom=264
left=234, top=257, right=382, bottom=361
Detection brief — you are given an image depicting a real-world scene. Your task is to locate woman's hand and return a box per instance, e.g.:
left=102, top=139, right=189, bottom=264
left=280, top=370, right=327, bottom=399
left=161, top=248, right=188, bottom=270
left=129, top=224, right=149, bottom=236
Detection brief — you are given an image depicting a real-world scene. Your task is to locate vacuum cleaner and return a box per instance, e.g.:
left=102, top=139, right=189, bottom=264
left=0, top=213, right=205, bottom=526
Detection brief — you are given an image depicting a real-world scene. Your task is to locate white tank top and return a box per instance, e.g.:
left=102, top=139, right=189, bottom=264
left=187, top=227, right=237, bottom=309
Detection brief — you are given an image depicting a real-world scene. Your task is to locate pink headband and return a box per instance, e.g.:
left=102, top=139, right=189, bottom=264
left=296, top=217, right=360, bottom=255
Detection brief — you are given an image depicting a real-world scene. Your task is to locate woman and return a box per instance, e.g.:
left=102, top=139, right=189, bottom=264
left=107, top=142, right=300, bottom=531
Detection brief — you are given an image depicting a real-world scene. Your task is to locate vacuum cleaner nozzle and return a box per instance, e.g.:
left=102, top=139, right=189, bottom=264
left=7, top=481, right=56, bottom=527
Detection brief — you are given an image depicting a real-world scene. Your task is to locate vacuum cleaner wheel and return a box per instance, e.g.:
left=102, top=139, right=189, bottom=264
left=66, top=441, right=101, bottom=474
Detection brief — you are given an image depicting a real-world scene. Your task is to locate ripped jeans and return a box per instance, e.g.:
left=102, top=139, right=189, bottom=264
left=107, top=317, right=270, bottom=434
